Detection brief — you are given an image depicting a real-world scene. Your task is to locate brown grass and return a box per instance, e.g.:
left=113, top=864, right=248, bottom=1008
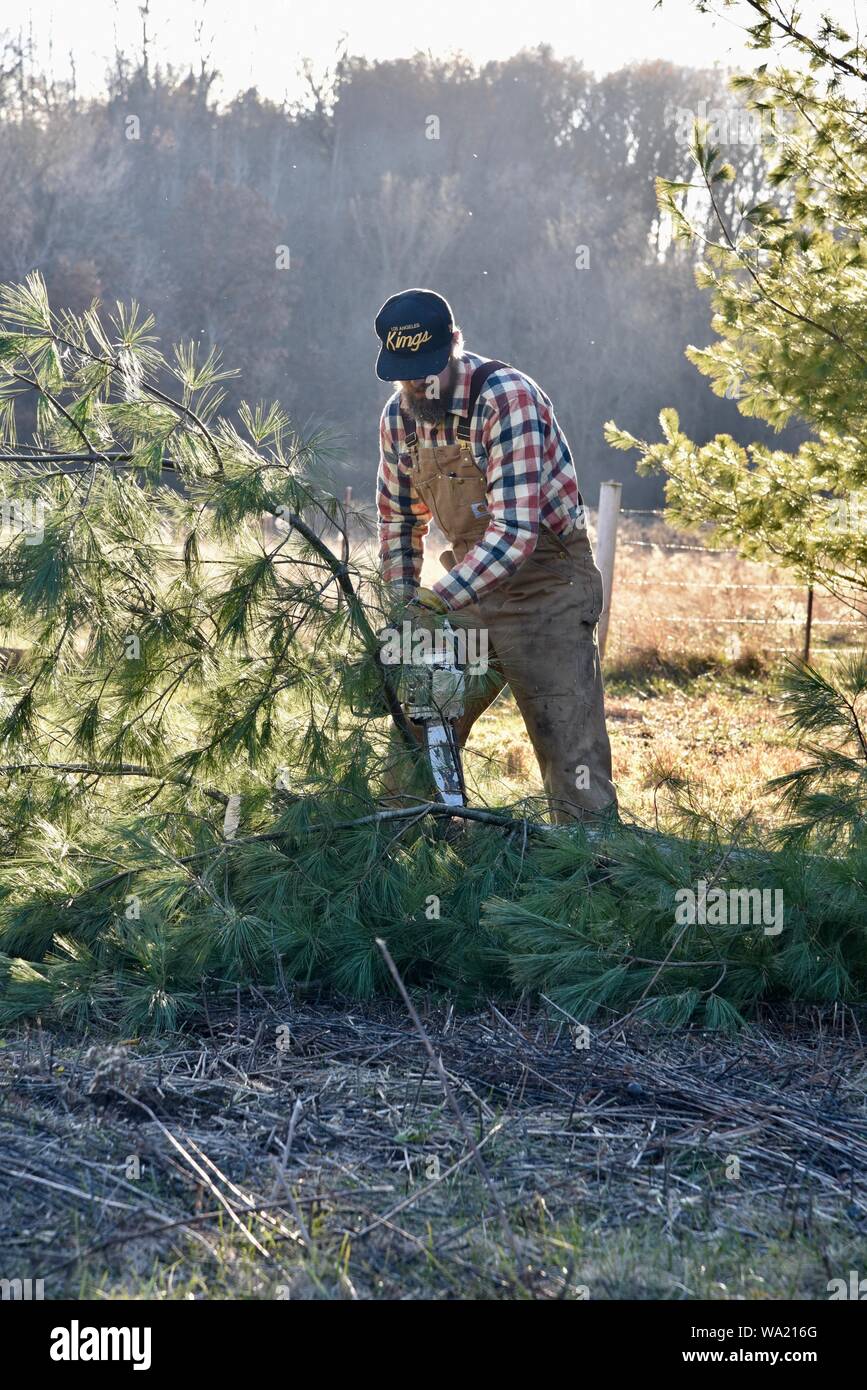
left=605, top=514, right=864, bottom=666
left=5, top=996, right=865, bottom=1300
left=414, top=514, right=866, bottom=830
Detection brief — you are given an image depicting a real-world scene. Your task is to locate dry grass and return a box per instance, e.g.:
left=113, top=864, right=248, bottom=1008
left=464, top=672, right=803, bottom=832
left=605, top=515, right=864, bottom=664
left=3, top=996, right=865, bottom=1300
left=414, top=513, right=865, bottom=830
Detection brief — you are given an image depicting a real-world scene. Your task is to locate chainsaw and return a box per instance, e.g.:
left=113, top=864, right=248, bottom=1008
left=402, top=618, right=467, bottom=808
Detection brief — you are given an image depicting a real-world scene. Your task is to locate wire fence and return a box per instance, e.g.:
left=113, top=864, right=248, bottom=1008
left=599, top=500, right=866, bottom=663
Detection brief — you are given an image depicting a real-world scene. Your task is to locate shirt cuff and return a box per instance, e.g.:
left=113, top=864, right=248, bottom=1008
left=430, top=574, right=474, bottom=611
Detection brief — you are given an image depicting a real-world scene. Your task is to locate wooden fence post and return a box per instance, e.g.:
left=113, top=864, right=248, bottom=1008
left=803, top=585, right=814, bottom=663
left=596, top=480, right=622, bottom=658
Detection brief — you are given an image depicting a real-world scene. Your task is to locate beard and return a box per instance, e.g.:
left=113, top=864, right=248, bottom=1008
left=399, top=364, right=454, bottom=425
left=404, top=392, right=447, bottom=425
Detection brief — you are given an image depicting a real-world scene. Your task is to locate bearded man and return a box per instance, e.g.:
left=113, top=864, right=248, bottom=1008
left=375, top=287, right=617, bottom=822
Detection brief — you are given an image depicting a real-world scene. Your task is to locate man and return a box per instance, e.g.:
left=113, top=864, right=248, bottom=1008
left=375, top=286, right=617, bottom=822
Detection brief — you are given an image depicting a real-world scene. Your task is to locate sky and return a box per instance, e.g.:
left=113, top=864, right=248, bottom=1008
left=14, top=0, right=865, bottom=105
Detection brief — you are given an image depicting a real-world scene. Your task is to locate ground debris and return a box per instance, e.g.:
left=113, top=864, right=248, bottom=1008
left=1, top=994, right=865, bottom=1299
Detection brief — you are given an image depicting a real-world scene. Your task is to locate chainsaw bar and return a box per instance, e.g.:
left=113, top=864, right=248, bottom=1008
left=421, top=717, right=466, bottom=807
left=403, top=618, right=468, bottom=808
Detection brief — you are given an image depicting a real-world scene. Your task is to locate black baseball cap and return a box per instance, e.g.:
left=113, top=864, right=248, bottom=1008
left=374, top=288, right=455, bottom=382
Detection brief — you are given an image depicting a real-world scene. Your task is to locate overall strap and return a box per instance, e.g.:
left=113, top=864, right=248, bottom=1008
left=398, top=408, right=418, bottom=451
left=455, top=359, right=510, bottom=443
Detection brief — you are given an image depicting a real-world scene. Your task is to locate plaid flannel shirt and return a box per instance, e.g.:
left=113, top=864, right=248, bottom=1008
left=377, top=351, right=585, bottom=610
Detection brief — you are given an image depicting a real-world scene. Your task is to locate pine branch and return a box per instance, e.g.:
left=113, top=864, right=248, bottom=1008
left=270, top=504, right=430, bottom=774
left=0, top=762, right=230, bottom=805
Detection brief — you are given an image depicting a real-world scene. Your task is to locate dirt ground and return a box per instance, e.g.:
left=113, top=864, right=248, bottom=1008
left=2, top=995, right=866, bottom=1300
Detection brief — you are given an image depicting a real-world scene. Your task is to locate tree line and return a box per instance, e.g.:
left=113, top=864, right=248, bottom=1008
left=0, top=35, right=802, bottom=504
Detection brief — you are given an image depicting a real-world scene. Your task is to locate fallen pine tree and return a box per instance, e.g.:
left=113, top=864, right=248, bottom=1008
left=0, top=275, right=866, bottom=1034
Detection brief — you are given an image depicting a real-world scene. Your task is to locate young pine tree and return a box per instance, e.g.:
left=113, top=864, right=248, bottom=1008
left=606, top=2, right=867, bottom=614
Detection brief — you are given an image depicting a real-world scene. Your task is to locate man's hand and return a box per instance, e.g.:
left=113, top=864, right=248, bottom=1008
left=370, top=586, right=451, bottom=719
left=387, top=586, right=450, bottom=632
left=407, top=587, right=450, bottom=624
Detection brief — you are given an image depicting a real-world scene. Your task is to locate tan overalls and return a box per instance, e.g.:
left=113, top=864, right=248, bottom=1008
left=386, top=391, right=617, bottom=822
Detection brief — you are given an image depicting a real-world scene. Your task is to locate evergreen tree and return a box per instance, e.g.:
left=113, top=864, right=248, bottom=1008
left=606, top=1, right=867, bottom=610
